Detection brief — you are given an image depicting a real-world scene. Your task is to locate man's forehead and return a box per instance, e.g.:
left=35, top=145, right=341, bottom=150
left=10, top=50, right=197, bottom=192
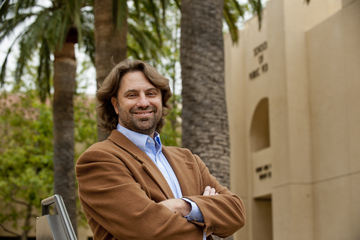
left=119, top=71, right=159, bottom=92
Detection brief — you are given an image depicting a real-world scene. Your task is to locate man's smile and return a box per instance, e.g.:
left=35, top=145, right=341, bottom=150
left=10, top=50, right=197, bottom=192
left=134, top=111, right=153, bottom=117
left=131, top=107, right=157, bottom=118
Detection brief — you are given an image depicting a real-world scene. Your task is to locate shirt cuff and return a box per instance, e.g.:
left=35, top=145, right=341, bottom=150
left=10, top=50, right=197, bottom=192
left=182, top=198, right=204, bottom=223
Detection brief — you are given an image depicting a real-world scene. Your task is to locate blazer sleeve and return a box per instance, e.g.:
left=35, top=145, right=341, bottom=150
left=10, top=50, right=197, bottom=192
left=183, top=155, right=246, bottom=238
left=76, top=148, right=203, bottom=240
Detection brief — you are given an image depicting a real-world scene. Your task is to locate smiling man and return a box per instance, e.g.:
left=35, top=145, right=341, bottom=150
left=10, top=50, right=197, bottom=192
left=76, top=59, right=245, bottom=240
left=111, top=71, right=162, bottom=137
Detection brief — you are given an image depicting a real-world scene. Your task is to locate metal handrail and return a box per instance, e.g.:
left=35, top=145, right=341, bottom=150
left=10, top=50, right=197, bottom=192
left=41, top=194, right=77, bottom=240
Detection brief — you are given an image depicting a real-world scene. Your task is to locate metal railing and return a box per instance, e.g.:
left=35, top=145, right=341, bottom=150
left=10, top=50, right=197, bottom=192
left=36, top=194, right=77, bottom=240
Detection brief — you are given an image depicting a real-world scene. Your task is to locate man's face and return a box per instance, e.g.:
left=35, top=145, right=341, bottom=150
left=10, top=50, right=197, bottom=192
left=111, top=71, right=163, bottom=137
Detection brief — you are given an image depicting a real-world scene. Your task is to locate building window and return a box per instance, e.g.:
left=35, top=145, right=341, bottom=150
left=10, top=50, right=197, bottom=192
left=250, top=98, right=270, bottom=152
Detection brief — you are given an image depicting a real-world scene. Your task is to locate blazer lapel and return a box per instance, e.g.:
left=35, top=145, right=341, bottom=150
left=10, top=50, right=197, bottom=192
left=162, top=146, right=202, bottom=197
left=108, top=130, right=174, bottom=199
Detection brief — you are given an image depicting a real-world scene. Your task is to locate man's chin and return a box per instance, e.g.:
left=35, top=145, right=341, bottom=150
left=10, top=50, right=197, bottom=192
left=133, top=121, right=157, bottom=134
left=138, top=117, right=151, bottom=121
left=134, top=126, right=156, bottom=136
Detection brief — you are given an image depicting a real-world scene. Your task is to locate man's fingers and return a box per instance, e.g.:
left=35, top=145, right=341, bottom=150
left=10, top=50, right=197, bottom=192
left=203, top=186, right=211, bottom=196
left=203, top=186, right=217, bottom=196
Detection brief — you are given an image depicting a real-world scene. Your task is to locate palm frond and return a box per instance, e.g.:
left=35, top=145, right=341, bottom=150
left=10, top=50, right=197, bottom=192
left=37, top=39, right=51, bottom=102
left=15, top=36, right=35, bottom=84
left=113, top=0, right=127, bottom=31
left=80, top=9, right=95, bottom=63
left=173, top=0, right=180, bottom=9
left=49, top=8, right=70, bottom=52
left=160, top=0, right=167, bottom=25
left=128, top=22, right=162, bottom=61
left=144, top=0, right=162, bottom=46
left=0, top=12, right=36, bottom=44
left=127, top=45, right=142, bottom=60
left=0, top=0, right=94, bottom=103
left=13, top=0, right=37, bottom=22
left=0, top=47, right=12, bottom=86
left=11, top=9, right=50, bottom=83
left=66, top=0, right=82, bottom=45
left=230, top=0, right=245, bottom=18
left=0, top=0, right=10, bottom=20
left=223, top=0, right=240, bottom=43
left=248, top=0, right=263, bottom=30
left=132, top=0, right=142, bottom=23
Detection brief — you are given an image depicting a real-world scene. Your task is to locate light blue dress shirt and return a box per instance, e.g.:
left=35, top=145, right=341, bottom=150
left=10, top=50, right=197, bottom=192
left=116, top=124, right=204, bottom=223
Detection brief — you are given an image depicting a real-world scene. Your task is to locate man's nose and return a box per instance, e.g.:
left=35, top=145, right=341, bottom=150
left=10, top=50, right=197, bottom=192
left=137, top=93, right=150, bottom=107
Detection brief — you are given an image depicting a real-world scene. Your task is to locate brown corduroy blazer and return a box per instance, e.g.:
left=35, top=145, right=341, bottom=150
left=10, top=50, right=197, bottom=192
left=76, top=130, right=245, bottom=240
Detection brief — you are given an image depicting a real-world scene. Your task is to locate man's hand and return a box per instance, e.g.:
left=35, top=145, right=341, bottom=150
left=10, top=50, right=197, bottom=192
left=159, top=199, right=191, bottom=217
left=160, top=186, right=218, bottom=217
left=202, top=186, right=218, bottom=196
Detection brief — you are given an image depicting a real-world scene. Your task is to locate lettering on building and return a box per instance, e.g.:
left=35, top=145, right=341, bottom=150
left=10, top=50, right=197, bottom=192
left=249, top=41, right=269, bottom=80
left=255, top=164, right=272, bottom=180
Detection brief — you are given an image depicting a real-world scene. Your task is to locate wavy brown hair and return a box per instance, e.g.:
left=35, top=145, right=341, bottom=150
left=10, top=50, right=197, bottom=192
left=97, top=59, right=172, bottom=133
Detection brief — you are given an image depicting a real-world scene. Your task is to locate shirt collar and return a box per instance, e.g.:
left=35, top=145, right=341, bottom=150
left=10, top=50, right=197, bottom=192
left=116, top=123, right=162, bottom=153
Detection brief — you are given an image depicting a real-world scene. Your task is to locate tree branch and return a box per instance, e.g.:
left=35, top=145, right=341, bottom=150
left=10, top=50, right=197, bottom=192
left=0, top=223, right=20, bottom=237
left=10, top=195, right=28, bottom=206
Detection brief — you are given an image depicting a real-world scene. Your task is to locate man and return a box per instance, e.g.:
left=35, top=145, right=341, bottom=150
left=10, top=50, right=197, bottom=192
left=76, top=59, right=245, bottom=240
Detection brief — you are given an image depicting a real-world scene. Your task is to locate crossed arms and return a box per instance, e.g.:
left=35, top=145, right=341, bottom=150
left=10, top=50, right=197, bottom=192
left=160, top=186, right=218, bottom=218
left=76, top=144, right=245, bottom=240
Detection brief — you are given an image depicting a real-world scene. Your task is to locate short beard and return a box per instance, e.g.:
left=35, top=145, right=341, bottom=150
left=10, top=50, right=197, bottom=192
left=117, top=105, right=162, bottom=136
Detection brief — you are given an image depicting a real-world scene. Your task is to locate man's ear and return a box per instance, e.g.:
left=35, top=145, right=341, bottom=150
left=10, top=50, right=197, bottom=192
left=111, top=97, right=119, bottom=114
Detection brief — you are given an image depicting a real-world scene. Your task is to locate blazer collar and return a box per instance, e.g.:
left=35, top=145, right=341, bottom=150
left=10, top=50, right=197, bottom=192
left=108, top=130, right=174, bottom=199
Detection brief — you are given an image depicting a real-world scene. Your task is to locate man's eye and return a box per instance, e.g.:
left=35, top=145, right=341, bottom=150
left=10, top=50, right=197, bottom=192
left=147, top=92, right=156, bottom=96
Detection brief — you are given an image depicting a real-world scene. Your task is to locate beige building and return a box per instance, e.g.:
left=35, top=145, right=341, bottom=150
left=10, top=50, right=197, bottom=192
left=225, top=0, right=360, bottom=240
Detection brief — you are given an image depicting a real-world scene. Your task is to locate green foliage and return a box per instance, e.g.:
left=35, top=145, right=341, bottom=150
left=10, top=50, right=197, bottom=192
left=127, top=0, right=173, bottom=62
left=74, top=93, right=97, bottom=155
left=0, top=88, right=53, bottom=236
left=223, top=0, right=247, bottom=42
left=248, top=0, right=263, bottom=30
left=223, top=0, right=265, bottom=43
left=161, top=94, right=182, bottom=147
left=0, top=0, right=95, bottom=101
left=0, top=83, right=98, bottom=234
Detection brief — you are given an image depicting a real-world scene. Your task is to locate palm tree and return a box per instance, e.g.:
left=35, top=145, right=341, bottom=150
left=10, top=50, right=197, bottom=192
left=180, top=1, right=262, bottom=239
left=0, top=0, right=94, bottom=234
left=181, top=0, right=230, bottom=191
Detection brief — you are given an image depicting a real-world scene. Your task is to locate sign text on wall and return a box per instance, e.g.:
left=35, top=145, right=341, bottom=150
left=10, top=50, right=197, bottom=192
left=249, top=41, right=269, bottom=80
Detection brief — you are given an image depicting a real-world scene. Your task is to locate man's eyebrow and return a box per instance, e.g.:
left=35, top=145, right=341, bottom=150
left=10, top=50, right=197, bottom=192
left=146, top=87, right=160, bottom=92
left=123, top=89, right=138, bottom=96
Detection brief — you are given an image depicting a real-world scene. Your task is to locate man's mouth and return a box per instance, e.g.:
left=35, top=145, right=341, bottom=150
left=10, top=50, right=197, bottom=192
left=131, top=107, right=156, bottom=118
left=134, top=111, right=153, bottom=117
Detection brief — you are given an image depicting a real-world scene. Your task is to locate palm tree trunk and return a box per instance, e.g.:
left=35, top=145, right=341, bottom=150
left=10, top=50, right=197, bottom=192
left=180, top=1, right=231, bottom=239
left=94, top=0, right=127, bottom=141
left=53, top=41, right=77, bottom=235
